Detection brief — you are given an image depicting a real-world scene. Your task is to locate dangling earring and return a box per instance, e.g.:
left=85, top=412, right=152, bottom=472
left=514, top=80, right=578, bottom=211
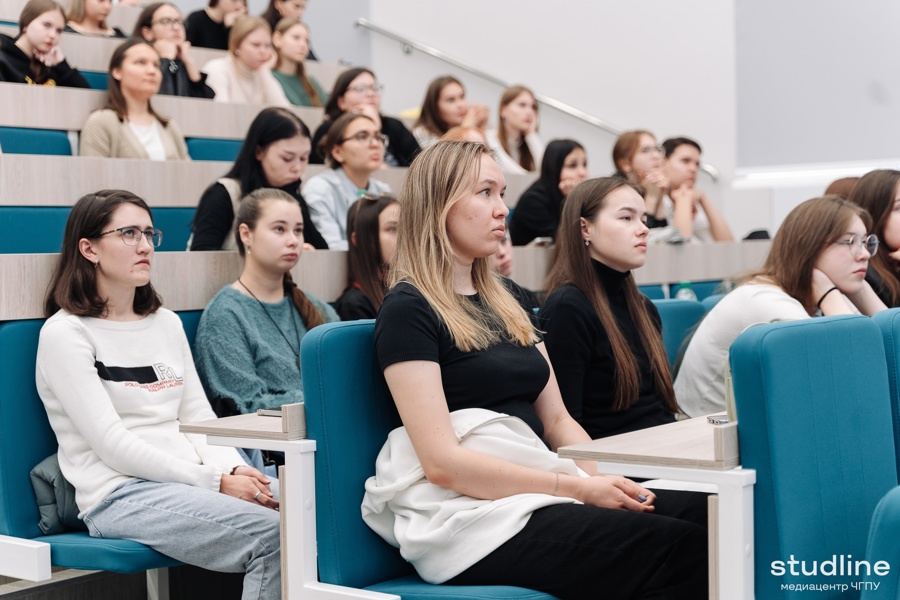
left=94, top=261, right=99, bottom=268
left=584, top=240, right=590, bottom=247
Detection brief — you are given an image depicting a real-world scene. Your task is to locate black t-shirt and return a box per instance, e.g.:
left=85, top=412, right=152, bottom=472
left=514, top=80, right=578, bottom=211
left=185, top=10, right=229, bottom=50
left=374, top=280, right=548, bottom=438
left=334, top=285, right=377, bottom=321
left=539, top=260, right=675, bottom=440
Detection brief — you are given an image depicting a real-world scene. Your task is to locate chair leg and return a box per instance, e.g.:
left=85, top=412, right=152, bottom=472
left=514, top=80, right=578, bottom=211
left=146, top=567, right=170, bottom=600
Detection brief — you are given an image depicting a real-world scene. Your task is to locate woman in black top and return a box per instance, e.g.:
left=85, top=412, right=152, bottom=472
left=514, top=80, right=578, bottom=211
left=510, top=139, right=588, bottom=246
left=541, top=178, right=680, bottom=439
left=334, top=193, right=399, bottom=320
left=190, top=107, right=327, bottom=250
left=133, top=3, right=215, bottom=99
left=184, top=0, right=246, bottom=50
left=310, top=67, right=420, bottom=166
left=369, top=141, right=707, bottom=598
left=0, top=0, right=89, bottom=88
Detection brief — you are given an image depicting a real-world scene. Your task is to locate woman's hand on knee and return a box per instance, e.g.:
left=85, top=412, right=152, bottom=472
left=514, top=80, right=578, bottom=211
left=575, top=475, right=655, bottom=512
left=221, top=468, right=280, bottom=510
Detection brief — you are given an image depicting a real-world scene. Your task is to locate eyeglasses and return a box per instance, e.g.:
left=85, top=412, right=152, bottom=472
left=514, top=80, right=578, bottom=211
left=834, top=234, right=878, bottom=257
left=97, top=226, right=163, bottom=247
left=340, top=131, right=388, bottom=146
left=347, top=83, right=384, bottom=95
left=638, top=145, right=663, bottom=155
left=151, top=17, right=184, bottom=28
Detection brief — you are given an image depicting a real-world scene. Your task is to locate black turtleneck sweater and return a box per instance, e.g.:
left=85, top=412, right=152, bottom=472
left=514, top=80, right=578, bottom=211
left=538, top=259, right=675, bottom=439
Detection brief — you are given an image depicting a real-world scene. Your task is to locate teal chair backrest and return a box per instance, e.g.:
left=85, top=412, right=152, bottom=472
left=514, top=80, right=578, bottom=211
left=300, top=320, right=414, bottom=587
left=80, top=71, right=108, bottom=90
left=730, top=316, right=898, bottom=598
left=186, top=138, right=242, bottom=162
left=0, top=127, right=71, bottom=156
left=651, top=298, right=706, bottom=368
left=872, top=308, right=900, bottom=481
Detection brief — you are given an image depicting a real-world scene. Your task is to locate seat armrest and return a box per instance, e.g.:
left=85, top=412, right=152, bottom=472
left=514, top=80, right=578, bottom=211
left=0, top=534, right=51, bottom=581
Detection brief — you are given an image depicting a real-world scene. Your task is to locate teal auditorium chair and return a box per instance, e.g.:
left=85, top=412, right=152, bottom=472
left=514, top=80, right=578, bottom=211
left=638, top=284, right=666, bottom=300
left=651, top=299, right=706, bottom=368
left=0, top=320, right=180, bottom=585
left=80, top=71, right=108, bottom=90
left=668, top=279, right=723, bottom=301
left=301, top=320, right=556, bottom=599
left=0, top=127, right=71, bottom=155
left=729, top=316, right=898, bottom=598
left=186, top=138, right=242, bottom=162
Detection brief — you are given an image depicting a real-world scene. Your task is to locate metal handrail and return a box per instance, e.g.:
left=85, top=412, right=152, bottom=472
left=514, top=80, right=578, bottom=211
left=354, top=17, right=720, bottom=182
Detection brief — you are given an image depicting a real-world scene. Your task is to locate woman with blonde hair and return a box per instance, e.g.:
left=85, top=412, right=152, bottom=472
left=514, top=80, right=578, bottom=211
left=675, top=195, right=888, bottom=417
left=80, top=39, right=189, bottom=160
left=271, top=17, right=326, bottom=107
left=202, top=16, right=289, bottom=106
left=541, top=177, right=679, bottom=439
left=364, top=140, right=708, bottom=598
left=486, top=85, right=543, bottom=174
left=65, top=0, right=125, bottom=37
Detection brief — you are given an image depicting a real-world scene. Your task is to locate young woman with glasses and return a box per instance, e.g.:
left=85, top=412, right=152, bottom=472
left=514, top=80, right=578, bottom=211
left=675, top=195, right=887, bottom=418
left=79, top=39, right=189, bottom=160
left=37, top=190, right=282, bottom=599
left=309, top=67, right=420, bottom=166
left=302, top=112, right=392, bottom=250
left=132, top=2, right=214, bottom=99
left=847, top=170, right=900, bottom=307
left=364, top=140, right=708, bottom=598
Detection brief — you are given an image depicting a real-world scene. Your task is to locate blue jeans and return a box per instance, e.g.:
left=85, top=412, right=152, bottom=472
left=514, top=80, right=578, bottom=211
left=83, top=479, right=281, bottom=600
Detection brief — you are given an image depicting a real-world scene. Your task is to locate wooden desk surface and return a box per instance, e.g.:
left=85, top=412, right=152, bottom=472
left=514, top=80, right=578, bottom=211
left=558, top=417, right=740, bottom=470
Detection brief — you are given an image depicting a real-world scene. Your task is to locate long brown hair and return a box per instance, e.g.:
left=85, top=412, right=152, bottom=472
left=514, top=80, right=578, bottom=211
left=746, top=195, right=872, bottom=314
left=66, top=0, right=109, bottom=29
left=415, top=75, right=462, bottom=138
left=545, top=177, right=678, bottom=413
left=234, top=188, right=324, bottom=330
left=273, top=18, right=322, bottom=107
left=346, top=194, right=397, bottom=311
left=612, top=130, right=653, bottom=179
left=17, top=0, right=65, bottom=84
left=105, top=39, right=170, bottom=126
left=388, top=140, right=537, bottom=351
left=45, top=190, right=163, bottom=318
left=497, top=85, right=538, bottom=172
left=848, top=170, right=900, bottom=304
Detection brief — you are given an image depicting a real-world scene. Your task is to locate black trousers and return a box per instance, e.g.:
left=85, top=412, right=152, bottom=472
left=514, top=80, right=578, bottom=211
left=447, top=489, right=708, bottom=600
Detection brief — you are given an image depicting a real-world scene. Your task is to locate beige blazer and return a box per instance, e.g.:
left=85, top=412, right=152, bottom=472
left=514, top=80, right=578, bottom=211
left=79, top=109, right=189, bottom=160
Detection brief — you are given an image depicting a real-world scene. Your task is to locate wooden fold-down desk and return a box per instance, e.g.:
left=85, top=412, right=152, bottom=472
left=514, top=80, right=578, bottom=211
left=181, top=406, right=397, bottom=600
left=558, top=417, right=755, bottom=600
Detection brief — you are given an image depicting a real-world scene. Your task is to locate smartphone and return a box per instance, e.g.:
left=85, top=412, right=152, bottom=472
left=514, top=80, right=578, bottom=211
left=707, top=413, right=729, bottom=425
left=257, top=408, right=282, bottom=417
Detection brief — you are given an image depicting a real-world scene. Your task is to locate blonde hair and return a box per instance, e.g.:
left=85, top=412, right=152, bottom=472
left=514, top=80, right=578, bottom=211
left=228, top=16, right=270, bottom=56
left=388, top=140, right=537, bottom=351
left=66, top=0, right=108, bottom=28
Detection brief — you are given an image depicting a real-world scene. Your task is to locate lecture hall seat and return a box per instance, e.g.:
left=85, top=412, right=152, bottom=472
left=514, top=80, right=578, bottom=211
left=301, top=320, right=557, bottom=599
left=729, top=316, right=899, bottom=598
left=0, top=127, right=72, bottom=156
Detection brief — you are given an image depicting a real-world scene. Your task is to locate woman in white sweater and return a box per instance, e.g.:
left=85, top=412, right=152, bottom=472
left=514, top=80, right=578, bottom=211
left=675, top=195, right=887, bottom=417
left=202, top=15, right=288, bottom=106
left=36, top=189, right=281, bottom=600
left=485, top=85, right=543, bottom=175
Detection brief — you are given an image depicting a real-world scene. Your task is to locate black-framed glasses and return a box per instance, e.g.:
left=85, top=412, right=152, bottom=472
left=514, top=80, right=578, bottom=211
left=97, top=226, right=163, bottom=247
left=834, top=234, right=878, bottom=257
left=340, top=131, right=388, bottom=146
left=152, top=17, right=184, bottom=27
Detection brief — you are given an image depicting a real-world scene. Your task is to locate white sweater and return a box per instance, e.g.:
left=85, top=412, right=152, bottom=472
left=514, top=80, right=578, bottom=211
left=36, top=308, right=245, bottom=515
left=362, top=408, right=584, bottom=583
left=202, top=56, right=289, bottom=106
left=485, top=129, right=544, bottom=175
left=674, top=282, right=811, bottom=417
